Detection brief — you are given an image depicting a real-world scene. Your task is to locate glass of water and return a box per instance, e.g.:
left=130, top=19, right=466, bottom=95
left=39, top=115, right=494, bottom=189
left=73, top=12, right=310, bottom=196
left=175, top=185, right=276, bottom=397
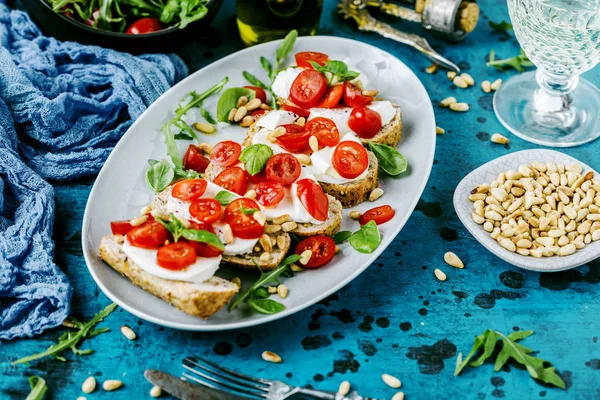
left=494, top=0, right=600, bottom=147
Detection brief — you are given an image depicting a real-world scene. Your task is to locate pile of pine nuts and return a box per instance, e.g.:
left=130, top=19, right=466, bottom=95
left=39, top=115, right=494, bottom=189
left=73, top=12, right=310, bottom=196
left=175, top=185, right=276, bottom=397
left=227, top=95, right=271, bottom=128
left=469, top=161, right=600, bottom=257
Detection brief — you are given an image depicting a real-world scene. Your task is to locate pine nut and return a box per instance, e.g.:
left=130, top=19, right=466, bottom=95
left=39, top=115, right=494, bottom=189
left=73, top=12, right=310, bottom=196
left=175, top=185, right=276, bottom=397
left=295, top=153, right=312, bottom=165
left=436, top=126, right=445, bottom=135
left=277, top=284, right=289, bottom=299
left=453, top=76, right=468, bottom=88
left=198, top=142, right=213, bottom=154
left=460, top=73, right=474, bottom=86
left=349, top=211, right=362, bottom=220
left=272, top=214, right=290, bottom=225
left=268, top=286, right=277, bottom=294
left=434, top=268, right=447, bottom=281
left=444, top=252, right=464, bottom=269
left=369, top=188, right=384, bottom=201
left=392, top=393, right=405, bottom=400
left=299, top=249, right=312, bottom=265
left=222, top=224, right=234, bottom=244
left=236, top=96, right=248, bottom=108
left=338, top=381, right=351, bottom=396
left=491, top=133, right=509, bottom=144
left=425, top=63, right=437, bottom=74
left=120, top=325, right=136, bottom=340
left=253, top=211, right=266, bottom=225
left=362, top=89, right=379, bottom=97
left=130, top=215, right=148, bottom=227
left=246, top=98, right=261, bottom=111
left=481, top=80, right=491, bottom=93
left=264, top=224, right=281, bottom=233
left=114, top=234, right=125, bottom=244
left=592, top=230, right=600, bottom=241
left=240, top=116, right=254, bottom=127
left=259, top=252, right=271, bottom=262
left=447, top=71, right=457, bottom=80
left=276, top=235, right=287, bottom=250
left=150, top=385, right=162, bottom=398
left=262, top=351, right=282, bottom=363
left=559, top=243, right=576, bottom=256
left=449, top=102, right=469, bottom=112
left=295, top=117, right=306, bottom=126
left=440, top=96, right=457, bottom=107
left=243, top=189, right=257, bottom=200
left=260, top=234, right=273, bottom=252
left=231, top=277, right=242, bottom=288
left=282, top=221, right=297, bottom=232
left=82, top=377, right=96, bottom=394
left=234, top=106, right=248, bottom=122
left=309, top=135, right=319, bottom=152
left=499, top=237, right=516, bottom=252
left=491, top=79, right=503, bottom=91
left=272, top=126, right=286, bottom=138
left=228, top=108, right=237, bottom=122
left=193, top=122, right=216, bottom=134
left=77, top=397, right=87, bottom=400
left=103, top=380, right=123, bottom=391
left=354, top=79, right=364, bottom=90
left=260, top=103, right=271, bottom=110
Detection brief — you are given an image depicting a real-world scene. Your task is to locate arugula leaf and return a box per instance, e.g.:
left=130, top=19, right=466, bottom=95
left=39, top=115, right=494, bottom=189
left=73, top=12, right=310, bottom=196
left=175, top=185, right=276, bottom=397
left=216, top=87, right=256, bottom=122
left=332, top=230, right=352, bottom=245
left=239, top=206, right=258, bottom=215
left=261, top=56, right=274, bottom=81
left=309, top=60, right=360, bottom=86
left=455, top=329, right=565, bottom=389
left=199, top=107, right=217, bottom=125
left=253, top=287, right=271, bottom=299
left=242, top=71, right=270, bottom=90
left=248, top=298, right=285, bottom=314
left=276, top=30, right=298, bottom=63
left=26, top=376, right=47, bottom=400
left=349, top=220, right=381, bottom=254
left=146, top=159, right=175, bottom=193
left=487, top=49, right=534, bottom=72
left=368, top=142, right=408, bottom=176
left=174, top=132, right=194, bottom=141
left=215, top=190, right=238, bottom=206
left=12, top=303, right=117, bottom=365
left=489, top=20, right=513, bottom=32
left=239, top=144, right=273, bottom=175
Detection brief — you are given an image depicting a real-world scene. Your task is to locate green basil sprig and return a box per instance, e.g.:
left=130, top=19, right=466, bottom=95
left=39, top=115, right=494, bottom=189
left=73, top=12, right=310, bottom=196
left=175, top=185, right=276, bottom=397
left=487, top=49, right=533, bottom=73
left=332, top=230, right=352, bottom=245
left=309, top=60, right=360, bottom=86
left=239, top=206, right=258, bottom=215
left=349, top=220, right=381, bottom=254
left=216, top=87, right=256, bottom=122
left=239, top=144, right=273, bottom=176
left=146, top=159, right=175, bottom=193
left=249, top=298, right=285, bottom=314
left=368, top=141, right=408, bottom=176
left=157, top=214, right=224, bottom=250
left=215, top=190, right=238, bottom=206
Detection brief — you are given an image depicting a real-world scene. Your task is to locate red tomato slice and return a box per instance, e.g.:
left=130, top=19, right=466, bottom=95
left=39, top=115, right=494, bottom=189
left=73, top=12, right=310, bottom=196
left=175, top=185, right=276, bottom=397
left=281, top=104, right=310, bottom=118
left=184, top=222, right=223, bottom=257
left=266, top=154, right=301, bottom=185
left=246, top=169, right=268, bottom=184
left=317, top=85, right=344, bottom=108
left=295, top=51, right=329, bottom=69
left=305, top=117, right=340, bottom=148
left=276, top=124, right=311, bottom=153
left=224, top=198, right=264, bottom=239
left=255, top=181, right=285, bottom=207
left=343, top=82, right=373, bottom=107
left=156, top=242, right=197, bottom=270
left=125, top=17, right=163, bottom=34
left=171, top=179, right=207, bottom=201
left=359, top=205, right=395, bottom=226
left=294, top=236, right=336, bottom=268
left=295, top=179, right=329, bottom=221
left=332, top=141, right=369, bottom=179
left=244, top=86, right=267, bottom=103
left=128, top=221, right=169, bottom=249
left=110, top=220, right=132, bottom=235
left=210, top=141, right=242, bottom=167
left=183, top=144, right=210, bottom=173
left=250, top=109, right=267, bottom=121
left=290, top=70, right=327, bottom=109
left=348, top=106, right=382, bottom=138
left=189, top=198, right=222, bottom=224
left=213, top=167, right=248, bottom=195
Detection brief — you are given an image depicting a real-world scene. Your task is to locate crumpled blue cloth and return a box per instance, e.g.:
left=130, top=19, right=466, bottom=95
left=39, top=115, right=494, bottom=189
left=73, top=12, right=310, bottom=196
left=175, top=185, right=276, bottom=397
left=0, top=1, right=188, bottom=340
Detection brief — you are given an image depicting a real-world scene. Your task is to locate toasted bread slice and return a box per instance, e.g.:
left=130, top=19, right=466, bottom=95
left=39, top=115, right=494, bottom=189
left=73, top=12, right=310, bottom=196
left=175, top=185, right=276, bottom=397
left=99, top=235, right=238, bottom=319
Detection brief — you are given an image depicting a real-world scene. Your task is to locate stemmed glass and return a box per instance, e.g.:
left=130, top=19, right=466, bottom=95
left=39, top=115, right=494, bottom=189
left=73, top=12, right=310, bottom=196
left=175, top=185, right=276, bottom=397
left=494, top=0, right=600, bottom=147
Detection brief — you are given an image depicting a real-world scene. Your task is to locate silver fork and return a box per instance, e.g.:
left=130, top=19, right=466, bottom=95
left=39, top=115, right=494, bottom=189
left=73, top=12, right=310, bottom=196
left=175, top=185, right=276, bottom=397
left=182, top=356, right=383, bottom=400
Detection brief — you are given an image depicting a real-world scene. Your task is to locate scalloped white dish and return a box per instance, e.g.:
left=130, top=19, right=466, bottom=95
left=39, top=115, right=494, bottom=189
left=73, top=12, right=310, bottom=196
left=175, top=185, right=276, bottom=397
left=454, top=149, right=600, bottom=273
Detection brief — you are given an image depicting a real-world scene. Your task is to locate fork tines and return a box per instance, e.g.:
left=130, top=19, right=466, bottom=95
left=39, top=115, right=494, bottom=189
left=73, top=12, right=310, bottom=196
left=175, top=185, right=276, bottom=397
left=182, top=356, right=271, bottom=399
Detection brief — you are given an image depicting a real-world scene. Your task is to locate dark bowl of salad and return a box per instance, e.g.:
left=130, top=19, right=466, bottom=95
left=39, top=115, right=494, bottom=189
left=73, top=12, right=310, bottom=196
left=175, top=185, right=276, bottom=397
left=23, top=0, right=223, bottom=54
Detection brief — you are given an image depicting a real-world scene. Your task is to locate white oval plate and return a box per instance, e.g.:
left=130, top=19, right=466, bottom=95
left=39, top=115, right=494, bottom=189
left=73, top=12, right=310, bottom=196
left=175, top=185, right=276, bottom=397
left=81, top=36, right=436, bottom=331
left=454, top=149, right=600, bottom=273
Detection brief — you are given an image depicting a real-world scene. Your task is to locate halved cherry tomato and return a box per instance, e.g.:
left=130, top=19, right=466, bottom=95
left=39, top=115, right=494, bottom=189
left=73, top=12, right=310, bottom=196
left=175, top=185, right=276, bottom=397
left=359, top=205, right=395, bottom=226
left=281, top=104, right=310, bottom=118
left=244, top=86, right=267, bottom=103
left=276, top=124, right=311, bottom=153
left=295, top=52, right=329, bottom=69
left=128, top=221, right=169, bottom=249
left=171, top=179, right=207, bottom=201
left=295, top=236, right=336, bottom=268
left=348, top=106, right=382, bottom=138
left=189, top=198, right=222, bottom=224
left=210, top=141, right=242, bottom=167
left=305, top=117, right=340, bottom=148
left=255, top=181, right=285, bottom=207
left=290, top=70, right=327, bottom=109
left=295, top=179, right=329, bottom=221
left=224, top=198, right=264, bottom=239
left=246, top=169, right=268, bottom=184
left=126, top=17, right=163, bottom=34
left=250, top=109, right=267, bottom=121
left=317, top=85, right=344, bottom=108
left=157, top=242, right=197, bottom=270
left=110, top=220, right=133, bottom=235
left=266, top=154, right=301, bottom=185
left=343, top=82, right=373, bottom=107
left=213, top=167, right=248, bottom=195
left=183, top=144, right=210, bottom=173
left=332, top=141, right=369, bottom=179
left=185, top=222, right=223, bottom=258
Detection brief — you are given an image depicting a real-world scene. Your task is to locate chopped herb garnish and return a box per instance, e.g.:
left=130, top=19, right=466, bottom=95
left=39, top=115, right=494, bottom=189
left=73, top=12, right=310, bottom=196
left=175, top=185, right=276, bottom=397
left=487, top=49, right=534, bottom=72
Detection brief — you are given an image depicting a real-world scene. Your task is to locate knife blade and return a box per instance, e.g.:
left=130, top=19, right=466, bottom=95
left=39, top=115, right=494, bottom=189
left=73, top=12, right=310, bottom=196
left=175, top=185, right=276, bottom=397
left=144, top=369, right=247, bottom=400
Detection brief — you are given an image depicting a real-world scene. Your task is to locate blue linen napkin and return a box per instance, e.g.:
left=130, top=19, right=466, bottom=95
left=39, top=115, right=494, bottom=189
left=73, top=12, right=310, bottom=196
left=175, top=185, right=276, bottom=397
left=0, top=1, right=188, bottom=340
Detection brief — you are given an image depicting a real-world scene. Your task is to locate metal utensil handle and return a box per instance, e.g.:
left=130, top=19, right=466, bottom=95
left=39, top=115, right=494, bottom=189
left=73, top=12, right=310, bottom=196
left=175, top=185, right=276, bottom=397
left=380, top=2, right=422, bottom=23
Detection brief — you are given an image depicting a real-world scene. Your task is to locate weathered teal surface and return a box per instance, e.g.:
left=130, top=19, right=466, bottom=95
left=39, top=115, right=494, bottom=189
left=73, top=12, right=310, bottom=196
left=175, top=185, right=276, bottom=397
left=2, top=0, right=600, bottom=399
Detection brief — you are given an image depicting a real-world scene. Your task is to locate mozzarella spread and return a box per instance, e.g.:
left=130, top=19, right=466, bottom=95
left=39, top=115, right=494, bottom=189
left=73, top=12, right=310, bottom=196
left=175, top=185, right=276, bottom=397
left=256, top=110, right=298, bottom=131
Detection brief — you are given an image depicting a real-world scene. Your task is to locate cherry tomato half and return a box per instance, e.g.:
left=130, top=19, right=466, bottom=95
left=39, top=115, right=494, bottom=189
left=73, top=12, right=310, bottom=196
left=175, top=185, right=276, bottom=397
left=281, top=104, right=311, bottom=118
left=295, top=236, right=336, bottom=268
left=157, top=242, right=197, bottom=270
left=317, top=85, right=344, bottom=108
left=246, top=169, right=268, bottom=184
left=244, top=86, right=268, bottom=103
left=126, top=17, right=163, bottom=35
left=295, top=179, right=329, bottom=222
left=110, top=220, right=133, bottom=236
left=276, top=124, right=311, bottom=153
left=290, top=70, right=327, bottom=109
left=359, top=205, right=395, bottom=226
left=210, top=141, right=242, bottom=167
left=184, top=222, right=223, bottom=258
left=189, top=198, right=222, bottom=224
left=348, top=106, right=382, bottom=138
left=266, top=153, right=301, bottom=185
left=255, top=180, right=285, bottom=207
left=224, top=198, right=264, bottom=239
left=183, top=144, right=210, bottom=173
left=128, top=221, right=169, bottom=249
left=213, top=167, right=248, bottom=195
left=332, top=141, right=369, bottom=179
left=295, top=51, right=329, bottom=69
left=343, top=82, right=373, bottom=107
left=305, top=117, right=340, bottom=148
left=171, top=179, right=207, bottom=201
left=250, top=109, right=267, bottom=121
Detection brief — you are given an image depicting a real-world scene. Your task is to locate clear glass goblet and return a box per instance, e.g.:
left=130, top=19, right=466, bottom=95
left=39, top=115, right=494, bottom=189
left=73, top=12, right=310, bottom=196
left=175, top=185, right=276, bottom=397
left=493, top=0, right=600, bottom=147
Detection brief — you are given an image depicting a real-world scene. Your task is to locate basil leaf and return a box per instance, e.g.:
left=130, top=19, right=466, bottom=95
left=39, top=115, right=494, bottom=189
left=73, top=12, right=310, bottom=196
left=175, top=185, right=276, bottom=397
left=239, top=144, right=273, bottom=175
left=215, top=190, right=238, bottom=206
left=216, top=87, right=256, bottom=122
left=249, top=298, right=285, bottom=314
left=240, top=206, right=258, bottom=215
left=146, top=159, right=174, bottom=193
left=182, top=228, right=225, bottom=251
left=332, top=230, right=352, bottom=245
left=156, top=214, right=185, bottom=242
left=243, top=71, right=270, bottom=90
left=349, top=220, right=381, bottom=254
left=309, top=60, right=360, bottom=85
left=275, top=29, right=298, bottom=63
left=368, top=141, right=408, bottom=176
left=253, top=287, right=270, bottom=299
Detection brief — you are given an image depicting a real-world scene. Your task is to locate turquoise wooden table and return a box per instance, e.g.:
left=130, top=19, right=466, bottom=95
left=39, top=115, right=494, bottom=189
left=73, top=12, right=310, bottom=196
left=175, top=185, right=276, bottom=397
left=2, top=0, right=600, bottom=399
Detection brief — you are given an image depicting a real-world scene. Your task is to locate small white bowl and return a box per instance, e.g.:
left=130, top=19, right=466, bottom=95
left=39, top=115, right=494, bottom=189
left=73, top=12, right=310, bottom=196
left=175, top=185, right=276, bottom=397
left=454, top=149, right=600, bottom=272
